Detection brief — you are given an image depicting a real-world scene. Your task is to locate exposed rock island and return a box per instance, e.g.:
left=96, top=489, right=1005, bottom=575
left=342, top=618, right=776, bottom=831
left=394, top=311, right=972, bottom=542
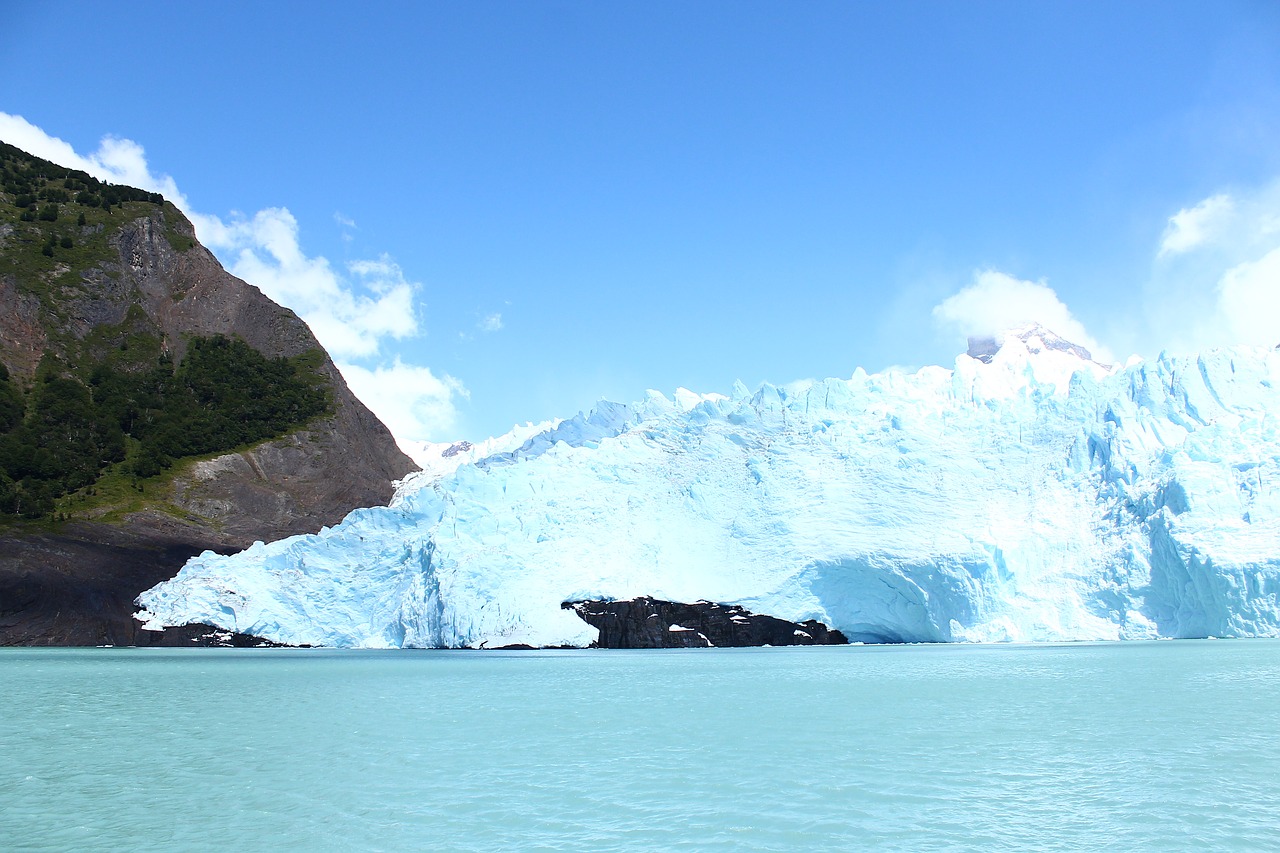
left=563, top=597, right=848, bottom=648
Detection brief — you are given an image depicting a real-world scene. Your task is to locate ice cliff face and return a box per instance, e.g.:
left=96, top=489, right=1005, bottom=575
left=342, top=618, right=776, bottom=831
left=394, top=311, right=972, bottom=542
left=136, top=326, right=1280, bottom=647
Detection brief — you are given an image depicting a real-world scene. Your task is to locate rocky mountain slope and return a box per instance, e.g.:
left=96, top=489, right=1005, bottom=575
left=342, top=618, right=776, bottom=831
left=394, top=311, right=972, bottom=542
left=0, top=142, right=416, bottom=644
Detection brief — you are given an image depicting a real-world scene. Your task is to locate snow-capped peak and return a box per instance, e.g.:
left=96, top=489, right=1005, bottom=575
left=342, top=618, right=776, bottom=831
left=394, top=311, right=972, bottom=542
left=958, top=323, right=1114, bottom=400
left=967, top=323, right=1104, bottom=366
left=395, top=419, right=560, bottom=497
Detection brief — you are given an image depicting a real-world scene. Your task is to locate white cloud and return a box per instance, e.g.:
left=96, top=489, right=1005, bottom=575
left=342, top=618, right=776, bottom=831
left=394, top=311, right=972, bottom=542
left=1159, top=194, right=1234, bottom=257
left=337, top=358, right=468, bottom=444
left=333, top=211, right=357, bottom=229
left=1151, top=182, right=1280, bottom=349
left=1157, top=184, right=1280, bottom=261
left=477, top=313, right=504, bottom=332
left=932, top=270, right=1111, bottom=360
left=0, top=113, right=465, bottom=442
left=0, top=112, right=191, bottom=211
left=195, top=209, right=419, bottom=361
left=1217, top=247, right=1280, bottom=346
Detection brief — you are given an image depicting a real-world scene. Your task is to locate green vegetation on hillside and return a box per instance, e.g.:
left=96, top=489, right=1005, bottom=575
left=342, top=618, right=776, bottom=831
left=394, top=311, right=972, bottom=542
left=0, top=143, right=333, bottom=521
left=0, top=335, right=331, bottom=519
left=0, top=140, right=165, bottom=213
left=0, top=141, right=192, bottom=311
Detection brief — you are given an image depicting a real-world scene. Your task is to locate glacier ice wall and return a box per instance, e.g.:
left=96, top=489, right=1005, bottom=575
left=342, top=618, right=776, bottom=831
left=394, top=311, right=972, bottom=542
left=136, top=331, right=1280, bottom=647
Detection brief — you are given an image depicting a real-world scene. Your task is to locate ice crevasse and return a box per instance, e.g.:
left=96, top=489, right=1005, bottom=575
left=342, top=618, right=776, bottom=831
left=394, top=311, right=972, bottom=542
left=136, top=327, right=1280, bottom=647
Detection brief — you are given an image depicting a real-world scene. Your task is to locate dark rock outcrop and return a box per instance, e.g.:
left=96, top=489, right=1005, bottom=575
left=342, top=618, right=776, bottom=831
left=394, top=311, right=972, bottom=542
left=563, top=597, right=848, bottom=648
left=0, top=522, right=222, bottom=646
left=0, top=522, right=315, bottom=646
left=0, top=149, right=417, bottom=645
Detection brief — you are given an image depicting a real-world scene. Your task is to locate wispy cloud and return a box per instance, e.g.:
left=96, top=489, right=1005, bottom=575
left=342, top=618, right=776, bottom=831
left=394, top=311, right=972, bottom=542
left=933, top=178, right=1280, bottom=363
left=1150, top=179, right=1280, bottom=349
left=1216, top=248, right=1280, bottom=345
left=0, top=112, right=465, bottom=442
left=0, top=112, right=191, bottom=210
left=333, top=211, right=357, bottom=244
left=1159, top=194, right=1234, bottom=257
left=337, top=358, right=467, bottom=445
left=477, top=313, right=503, bottom=333
left=213, top=212, right=418, bottom=359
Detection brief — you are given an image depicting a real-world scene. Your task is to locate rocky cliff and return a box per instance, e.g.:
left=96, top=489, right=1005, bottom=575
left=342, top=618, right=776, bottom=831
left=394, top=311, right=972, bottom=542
left=0, top=143, right=417, bottom=644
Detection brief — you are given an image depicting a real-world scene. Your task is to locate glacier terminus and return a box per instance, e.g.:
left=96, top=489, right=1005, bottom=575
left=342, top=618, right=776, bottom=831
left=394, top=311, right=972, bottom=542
left=135, top=326, right=1280, bottom=648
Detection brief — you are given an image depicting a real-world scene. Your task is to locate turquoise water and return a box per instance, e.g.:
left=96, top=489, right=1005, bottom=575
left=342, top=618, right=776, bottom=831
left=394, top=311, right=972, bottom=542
left=2, top=642, right=1279, bottom=851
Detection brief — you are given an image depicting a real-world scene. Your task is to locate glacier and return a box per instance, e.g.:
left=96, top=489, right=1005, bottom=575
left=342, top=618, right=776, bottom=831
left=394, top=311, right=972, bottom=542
left=136, top=326, right=1280, bottom=647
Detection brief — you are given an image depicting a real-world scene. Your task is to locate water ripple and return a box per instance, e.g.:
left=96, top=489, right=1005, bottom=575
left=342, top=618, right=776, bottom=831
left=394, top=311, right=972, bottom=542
left=2, top=642, right=1279, bottom=851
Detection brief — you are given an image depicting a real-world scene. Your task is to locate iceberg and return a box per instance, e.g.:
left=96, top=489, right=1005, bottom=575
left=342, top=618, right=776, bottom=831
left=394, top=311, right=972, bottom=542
left=136, top=326, right=1280, bottom=647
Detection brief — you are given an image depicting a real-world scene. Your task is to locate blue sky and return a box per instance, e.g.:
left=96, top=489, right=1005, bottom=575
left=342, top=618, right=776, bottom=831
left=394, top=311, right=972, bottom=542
left=3, top=1, right=1280, bottom=443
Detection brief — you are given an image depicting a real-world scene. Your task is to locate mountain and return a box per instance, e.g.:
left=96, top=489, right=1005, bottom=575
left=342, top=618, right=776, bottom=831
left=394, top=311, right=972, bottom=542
left=136, top=324, right=1280, bottom=647
left=0, top=142, right=416, bottom=644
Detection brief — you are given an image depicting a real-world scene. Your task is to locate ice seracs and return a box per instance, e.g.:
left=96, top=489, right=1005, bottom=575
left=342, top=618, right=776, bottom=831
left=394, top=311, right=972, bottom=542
left=136, top=329, right=1280, bottom=648
left=395, top=419, right=558, bottom=493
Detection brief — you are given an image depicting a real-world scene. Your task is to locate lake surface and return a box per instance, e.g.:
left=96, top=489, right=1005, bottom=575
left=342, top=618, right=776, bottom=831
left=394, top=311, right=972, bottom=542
left=3, top=641, right=1279, bottom=851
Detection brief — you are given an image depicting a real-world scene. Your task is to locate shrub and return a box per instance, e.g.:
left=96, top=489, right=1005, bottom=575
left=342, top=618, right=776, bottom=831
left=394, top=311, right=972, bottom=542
left=0, top=333, right=331, bottom=520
